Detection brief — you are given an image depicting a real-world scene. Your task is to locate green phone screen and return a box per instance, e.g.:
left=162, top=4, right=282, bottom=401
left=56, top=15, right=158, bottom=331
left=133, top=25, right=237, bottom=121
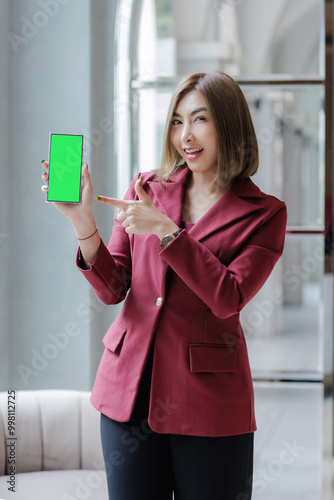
left=47, top=134, right=84, bottom=203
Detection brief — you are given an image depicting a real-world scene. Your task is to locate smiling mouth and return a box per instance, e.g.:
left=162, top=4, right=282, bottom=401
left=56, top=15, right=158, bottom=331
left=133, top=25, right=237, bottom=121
left=184, top=148, right=203, bottom=156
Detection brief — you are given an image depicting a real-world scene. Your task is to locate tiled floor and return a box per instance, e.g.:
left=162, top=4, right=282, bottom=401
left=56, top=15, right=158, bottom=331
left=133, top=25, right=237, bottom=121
left=252, top=382, right=333, bottom=499
left=243, top=276, right=333, bottom=498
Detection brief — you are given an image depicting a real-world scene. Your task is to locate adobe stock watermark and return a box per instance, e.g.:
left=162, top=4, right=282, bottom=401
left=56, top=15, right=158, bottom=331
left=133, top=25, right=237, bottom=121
left=252, top=439, right=307, bottom=497
left=51, top=145, right=83, bottom=183
left=7, top=0, right=72, bottom=55
left=82, top=66, right=157, bottom=156
left=241, top=237, right=324, bottom=339
left=17, top=295, right=104, bottom=386
left=219, top=235, right=325, bottom=348
left=235, top=438, right=307, bottom=500
left=60, top=398, right=180, bottom=500
left=17, top=320, right=81, bottom=385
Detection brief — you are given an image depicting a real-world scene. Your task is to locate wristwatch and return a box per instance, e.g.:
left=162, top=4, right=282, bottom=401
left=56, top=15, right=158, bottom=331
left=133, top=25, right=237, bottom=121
left=160, top=229, right=183, bottom=249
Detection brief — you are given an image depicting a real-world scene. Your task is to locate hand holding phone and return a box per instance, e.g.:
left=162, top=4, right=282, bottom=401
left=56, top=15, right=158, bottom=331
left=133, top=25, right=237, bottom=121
left=41, top=159, right=100, bottom=264
left=47, top=133, right=84, bottom=204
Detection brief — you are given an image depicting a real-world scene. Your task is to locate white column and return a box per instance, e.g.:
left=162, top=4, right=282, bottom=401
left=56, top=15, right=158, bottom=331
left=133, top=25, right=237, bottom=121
left=3, top=0, right=92, bottom=390
left=0, top=0, right=11, bottom=390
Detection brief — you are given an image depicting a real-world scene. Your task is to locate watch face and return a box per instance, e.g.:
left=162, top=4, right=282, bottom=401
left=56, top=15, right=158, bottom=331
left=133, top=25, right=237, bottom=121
left=160, top=229, right=182, bottom=249
left=161, top=235, right=174, bottom=249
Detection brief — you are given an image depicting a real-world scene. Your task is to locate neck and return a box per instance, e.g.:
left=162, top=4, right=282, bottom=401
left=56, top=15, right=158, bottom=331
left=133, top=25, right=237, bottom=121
left=189, top=171, right=230, bottom=197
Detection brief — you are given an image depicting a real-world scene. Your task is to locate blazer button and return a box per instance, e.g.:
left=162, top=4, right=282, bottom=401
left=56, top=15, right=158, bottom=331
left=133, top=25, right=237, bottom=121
left=156, top=297, right=163, bottom=306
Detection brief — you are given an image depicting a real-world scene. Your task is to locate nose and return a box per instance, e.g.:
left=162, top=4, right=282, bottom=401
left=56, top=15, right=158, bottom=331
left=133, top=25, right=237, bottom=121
left=181, top=123, right=194, bottom=143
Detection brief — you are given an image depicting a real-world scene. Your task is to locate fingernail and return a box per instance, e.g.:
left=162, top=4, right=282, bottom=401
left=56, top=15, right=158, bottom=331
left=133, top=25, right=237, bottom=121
left=41, top=159, right=45, bottom=164
left=42, top=186, right=48, bottom=191
left=139, top=178, right=142, bottom=186
left=95, top=196, right=101, bottom=200
left=84, top=163, right=89, bottom=170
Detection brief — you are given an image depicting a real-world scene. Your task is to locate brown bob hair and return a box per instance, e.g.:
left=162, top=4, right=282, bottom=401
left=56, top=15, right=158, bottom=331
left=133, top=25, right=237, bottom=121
left=153, top=71, right=259, bottom=187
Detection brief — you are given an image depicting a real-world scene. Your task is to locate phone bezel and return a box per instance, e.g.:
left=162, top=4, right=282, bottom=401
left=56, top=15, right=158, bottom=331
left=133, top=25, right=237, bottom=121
left=46, top=133, right=84, bottom=204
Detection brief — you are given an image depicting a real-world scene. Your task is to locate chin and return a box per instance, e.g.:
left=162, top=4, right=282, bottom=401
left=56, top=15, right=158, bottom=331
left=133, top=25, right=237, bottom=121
left=187, top=164, right=206, bottom=173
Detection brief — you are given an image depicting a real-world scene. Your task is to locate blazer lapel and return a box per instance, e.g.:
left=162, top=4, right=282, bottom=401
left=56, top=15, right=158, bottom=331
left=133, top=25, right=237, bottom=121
left=147, top=166, right=263, bottom=242
left=189, top=180, right=263, bottom=241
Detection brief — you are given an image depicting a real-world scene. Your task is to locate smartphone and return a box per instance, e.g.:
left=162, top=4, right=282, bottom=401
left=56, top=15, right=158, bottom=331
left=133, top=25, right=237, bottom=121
left=47, top=133, right=84, bottom=203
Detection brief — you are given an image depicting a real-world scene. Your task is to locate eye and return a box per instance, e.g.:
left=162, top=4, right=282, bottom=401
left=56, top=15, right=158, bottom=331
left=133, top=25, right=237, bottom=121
left=171, top=119, right=182, bottom=126
left=195, top=116, right=207, bottom=122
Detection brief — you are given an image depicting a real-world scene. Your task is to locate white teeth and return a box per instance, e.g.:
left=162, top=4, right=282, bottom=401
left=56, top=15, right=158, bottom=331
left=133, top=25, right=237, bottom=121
left=185, top=148, right=203, bottom=153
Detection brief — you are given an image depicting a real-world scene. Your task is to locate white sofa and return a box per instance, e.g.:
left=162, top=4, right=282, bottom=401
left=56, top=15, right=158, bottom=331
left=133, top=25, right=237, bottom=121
left=0, top=390, right=108, bottom=499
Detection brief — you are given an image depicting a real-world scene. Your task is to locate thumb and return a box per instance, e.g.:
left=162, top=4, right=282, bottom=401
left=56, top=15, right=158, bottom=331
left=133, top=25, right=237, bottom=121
left=81, top=163, right=92, bottom=190
left=135, top=178, right=151, bottom=202
left=81, top=163, right=90, bottom=182
left=82, top=163, right=90, bottom=178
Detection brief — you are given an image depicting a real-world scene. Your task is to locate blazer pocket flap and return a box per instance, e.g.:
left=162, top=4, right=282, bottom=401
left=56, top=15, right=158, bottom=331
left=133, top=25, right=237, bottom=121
left=102, top=321, right=127, bottom=353
left=189, top=344, right=236, bottom=373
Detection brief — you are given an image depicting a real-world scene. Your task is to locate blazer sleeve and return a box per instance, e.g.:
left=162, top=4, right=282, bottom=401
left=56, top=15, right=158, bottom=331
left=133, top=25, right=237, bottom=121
left=160, top=201, right=287, bottom=319
left=75, top=172, right=141, bottom=304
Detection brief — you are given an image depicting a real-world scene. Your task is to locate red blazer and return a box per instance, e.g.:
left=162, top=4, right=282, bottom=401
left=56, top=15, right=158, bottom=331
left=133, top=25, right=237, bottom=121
left=77, top=165, right=287, bottom=437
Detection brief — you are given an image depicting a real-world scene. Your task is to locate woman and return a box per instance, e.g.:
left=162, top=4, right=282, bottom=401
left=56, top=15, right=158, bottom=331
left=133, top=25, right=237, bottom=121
left=41, top=71, right=287, bottom=500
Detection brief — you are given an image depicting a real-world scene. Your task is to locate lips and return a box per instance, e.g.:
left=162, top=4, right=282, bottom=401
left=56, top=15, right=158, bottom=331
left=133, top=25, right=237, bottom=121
left=184, top=148, right=204, bottom=161
left=184, top=148, right=203, bottom=154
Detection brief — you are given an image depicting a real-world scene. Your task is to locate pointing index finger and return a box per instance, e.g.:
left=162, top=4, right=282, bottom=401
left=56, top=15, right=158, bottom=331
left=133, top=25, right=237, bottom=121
left=95, top=196, right=130, bottom=209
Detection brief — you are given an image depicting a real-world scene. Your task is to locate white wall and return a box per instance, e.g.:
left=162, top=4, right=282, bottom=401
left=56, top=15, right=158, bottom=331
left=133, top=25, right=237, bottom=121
left=0, top=0, right=118, bottom=391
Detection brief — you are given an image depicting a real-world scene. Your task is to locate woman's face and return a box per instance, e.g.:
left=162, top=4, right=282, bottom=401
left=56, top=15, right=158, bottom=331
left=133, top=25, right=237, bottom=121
left=170, top=89, right=219, bottom=179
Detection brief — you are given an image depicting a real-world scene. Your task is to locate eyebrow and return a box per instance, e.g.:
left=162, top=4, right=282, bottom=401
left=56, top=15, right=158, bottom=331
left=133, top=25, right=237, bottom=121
left=173, top=107, right=208, bottom=117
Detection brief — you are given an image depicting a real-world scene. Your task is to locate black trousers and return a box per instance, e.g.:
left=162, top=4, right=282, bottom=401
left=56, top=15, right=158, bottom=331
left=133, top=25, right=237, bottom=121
left=100, top=413, right=254, bottom=500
